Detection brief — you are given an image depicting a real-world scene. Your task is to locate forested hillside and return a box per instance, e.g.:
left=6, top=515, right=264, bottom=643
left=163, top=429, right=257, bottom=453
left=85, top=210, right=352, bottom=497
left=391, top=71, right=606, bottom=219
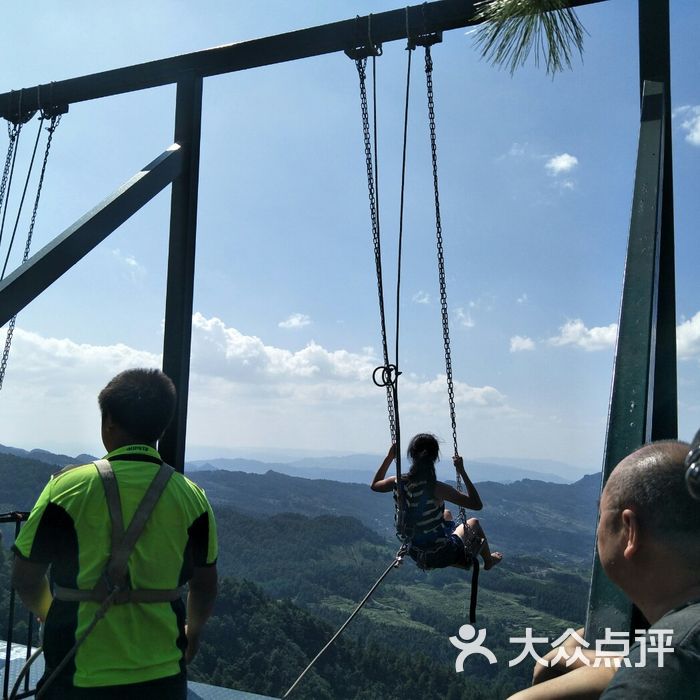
left=0, top=451, right=598, bottom=698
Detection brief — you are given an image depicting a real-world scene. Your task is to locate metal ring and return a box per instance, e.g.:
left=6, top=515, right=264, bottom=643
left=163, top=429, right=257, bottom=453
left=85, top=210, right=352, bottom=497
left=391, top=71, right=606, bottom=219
left=372, top=364, right=400, bottom=387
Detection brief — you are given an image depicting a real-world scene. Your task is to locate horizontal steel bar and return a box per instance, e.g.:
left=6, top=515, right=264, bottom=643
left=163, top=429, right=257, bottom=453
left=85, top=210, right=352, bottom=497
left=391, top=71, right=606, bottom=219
left=0, top=0, right=606, bottom=120
left=0, top=145, right=183, bottom=326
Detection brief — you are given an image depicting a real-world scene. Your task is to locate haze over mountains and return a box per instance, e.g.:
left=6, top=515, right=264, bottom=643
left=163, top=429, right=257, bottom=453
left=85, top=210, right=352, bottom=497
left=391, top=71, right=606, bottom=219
left=186, top=454, right=589, bottom=485
left=0, top=443, right=593, bottom=485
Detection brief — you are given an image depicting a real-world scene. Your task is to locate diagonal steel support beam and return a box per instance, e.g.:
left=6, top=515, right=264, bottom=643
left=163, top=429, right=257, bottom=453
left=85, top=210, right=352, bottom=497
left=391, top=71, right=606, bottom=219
left=0, top=145, right=183, bottom=326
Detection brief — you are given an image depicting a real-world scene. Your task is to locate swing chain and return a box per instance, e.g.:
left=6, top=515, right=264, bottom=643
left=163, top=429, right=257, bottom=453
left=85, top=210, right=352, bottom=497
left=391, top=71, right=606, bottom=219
left=423, top=46, right=467, bottom=523
left=355, top=57, right=397, bottom=443
left=0, top=124, right=21, bottom=229
left=22, top=114, right=61, bottom=265
left=0, top=114, right=60, bottom=391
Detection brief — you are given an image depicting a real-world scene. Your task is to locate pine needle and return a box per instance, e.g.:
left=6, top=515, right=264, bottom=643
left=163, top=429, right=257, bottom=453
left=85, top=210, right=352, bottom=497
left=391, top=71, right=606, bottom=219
left=473, top=0, right=587, bottom=76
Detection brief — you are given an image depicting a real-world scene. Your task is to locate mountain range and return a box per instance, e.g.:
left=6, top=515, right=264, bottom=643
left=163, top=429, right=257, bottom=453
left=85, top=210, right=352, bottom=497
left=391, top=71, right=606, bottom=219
left=0, top=445, right=601, bottom=698
left=0, top=444, right=589, bottom=485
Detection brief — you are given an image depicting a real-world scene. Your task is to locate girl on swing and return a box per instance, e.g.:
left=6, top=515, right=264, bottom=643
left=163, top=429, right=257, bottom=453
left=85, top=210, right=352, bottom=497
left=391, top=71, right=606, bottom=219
left=371, top=433, right=503, bottom=571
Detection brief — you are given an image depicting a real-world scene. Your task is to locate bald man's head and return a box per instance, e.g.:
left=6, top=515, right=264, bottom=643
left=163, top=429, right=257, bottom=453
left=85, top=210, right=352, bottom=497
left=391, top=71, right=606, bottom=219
left=604, top=440, right=700, bottom=556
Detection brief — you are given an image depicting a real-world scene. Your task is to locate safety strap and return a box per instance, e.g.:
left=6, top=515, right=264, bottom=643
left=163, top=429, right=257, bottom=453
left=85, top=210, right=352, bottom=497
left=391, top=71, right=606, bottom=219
left=53, top=459, right=181, bottom=604
left=469, top=558, right=480, bottom=624
left=410, top=530, right=483, bottom=624
left=37, top=458, right=179, bottom=699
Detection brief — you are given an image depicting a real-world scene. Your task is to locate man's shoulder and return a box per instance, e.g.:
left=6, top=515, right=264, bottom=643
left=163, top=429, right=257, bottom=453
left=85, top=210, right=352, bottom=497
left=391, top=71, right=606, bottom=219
left=50, top=461, right=98, bottom=487
left=601, top=602, right=700, bottom=699
left=168, top=471, right=213, bottom=507
left=656, top=600, right=700, bottom=645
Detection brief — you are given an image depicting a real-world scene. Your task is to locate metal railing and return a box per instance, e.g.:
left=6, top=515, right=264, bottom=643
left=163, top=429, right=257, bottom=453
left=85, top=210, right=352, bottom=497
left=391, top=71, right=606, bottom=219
left=1, top=512, right=35, bottom=699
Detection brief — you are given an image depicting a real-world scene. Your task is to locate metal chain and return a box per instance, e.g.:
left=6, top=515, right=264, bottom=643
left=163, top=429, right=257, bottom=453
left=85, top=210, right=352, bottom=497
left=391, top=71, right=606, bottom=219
left=21, top=115, right=60, bottom=266
left=0, top=114, right=60, bottom=391
left=355, top=57, right=397, bottom=443
left=424, top=46, right=466, bottom=523
left=0, top=123, right=22, bottom=251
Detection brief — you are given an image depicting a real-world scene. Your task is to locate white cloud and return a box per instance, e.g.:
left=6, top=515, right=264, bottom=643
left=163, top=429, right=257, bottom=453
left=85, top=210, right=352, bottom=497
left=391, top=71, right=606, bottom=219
left=399, top=374, right=509, bottom=419
left=517, top=293, right=528, bottom=305
left=192, top=313, right=369, bottom=382
left=0, top=315, right=512, bottom=455
left=412, top=290, right=430, bottom=305
left=510, top=335, right=535, bottom=352
left=548, top=319, right=617, bottom=351
left=543, top=312, right=700, bottom=360
left=545, top=153, right=579, bottom=176
left=456, top=307, right=475, bottom=328
left=278, top=313, right=311, bottom=330
left=111, top=249, right=145, bottom=280
left=674, top=105, right=700, bottom=146
left=677, top=312, right=700, bottom=360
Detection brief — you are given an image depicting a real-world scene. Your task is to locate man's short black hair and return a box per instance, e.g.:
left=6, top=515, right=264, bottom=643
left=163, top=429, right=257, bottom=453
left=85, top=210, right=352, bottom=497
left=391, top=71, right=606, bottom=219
left=98, top=369, right=177, bottom=443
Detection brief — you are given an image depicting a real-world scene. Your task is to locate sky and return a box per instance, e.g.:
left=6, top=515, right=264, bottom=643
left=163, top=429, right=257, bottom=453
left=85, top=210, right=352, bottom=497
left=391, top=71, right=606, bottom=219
left=0, top=1, right=699, bottom=477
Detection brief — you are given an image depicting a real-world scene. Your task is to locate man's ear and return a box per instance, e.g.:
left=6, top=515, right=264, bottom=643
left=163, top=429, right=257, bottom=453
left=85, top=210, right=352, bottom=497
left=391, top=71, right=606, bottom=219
left=621, top=508, right=639, bottom=559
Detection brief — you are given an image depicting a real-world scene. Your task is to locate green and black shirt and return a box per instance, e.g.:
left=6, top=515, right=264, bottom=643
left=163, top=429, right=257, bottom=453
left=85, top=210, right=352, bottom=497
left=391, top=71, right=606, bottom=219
left=13, top=444, right=218, bottom=688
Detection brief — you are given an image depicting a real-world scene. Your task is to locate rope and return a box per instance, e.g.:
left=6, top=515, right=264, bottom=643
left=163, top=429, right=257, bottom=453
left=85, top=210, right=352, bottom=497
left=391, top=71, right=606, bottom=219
left=353, top=38, right=415, bottom=542
left=354, top=56, right=397, bottom=444
left=283, top=547, right=406, bottom=698
left=0, top=113, right=60, bottom=391
left=35, top=587, right=120, bottom=699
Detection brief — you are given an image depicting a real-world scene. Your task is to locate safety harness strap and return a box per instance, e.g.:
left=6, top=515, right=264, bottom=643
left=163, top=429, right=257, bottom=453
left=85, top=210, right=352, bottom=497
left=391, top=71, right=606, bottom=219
left=53, top=459, right=180, bottom=604
left=94, top=458, right=125, bottom=555
left=53, top=584, right=184, bottom=604
left=105, top=460, right=173, bottom=588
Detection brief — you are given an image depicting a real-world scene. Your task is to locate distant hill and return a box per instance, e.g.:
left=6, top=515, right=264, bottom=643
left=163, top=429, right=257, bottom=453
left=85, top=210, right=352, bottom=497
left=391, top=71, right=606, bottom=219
left=186, top=455, right=577, bottom=485
left=0, top=444, right=96, bottom=468
left=477, top=456, right=590, bottom=482
left=188, top=468, right=599, bottom=563
left=0, top=445, right=598, bottom=563
left=0, top=442, right=585, bottom=484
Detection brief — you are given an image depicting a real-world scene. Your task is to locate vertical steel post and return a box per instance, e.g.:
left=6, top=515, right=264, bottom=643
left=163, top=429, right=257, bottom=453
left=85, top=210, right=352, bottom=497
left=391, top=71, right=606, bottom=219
left=586, top=0, right=676, bottom=641
left=586, top=80, right=665, bottom=641
left=639, top=0, right=677, bottom=441
left=159, top=73, right=203, bottom=472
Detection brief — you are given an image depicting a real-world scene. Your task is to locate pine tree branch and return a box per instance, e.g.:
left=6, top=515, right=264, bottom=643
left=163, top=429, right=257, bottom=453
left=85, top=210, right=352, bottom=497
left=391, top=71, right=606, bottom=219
left=473, top=0, right=587, bottom=76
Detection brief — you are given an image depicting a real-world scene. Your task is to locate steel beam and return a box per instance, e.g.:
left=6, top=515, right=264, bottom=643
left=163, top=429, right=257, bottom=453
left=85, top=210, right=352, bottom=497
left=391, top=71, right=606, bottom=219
left=639, top=0, right=677, bottom=442
left=0, top=145, right=183, bottom=326
left=0, top=0, right=605, bottom=120
left=585, top=80, right=665, bottom=641
left=159, top=75, right=203, bottom=472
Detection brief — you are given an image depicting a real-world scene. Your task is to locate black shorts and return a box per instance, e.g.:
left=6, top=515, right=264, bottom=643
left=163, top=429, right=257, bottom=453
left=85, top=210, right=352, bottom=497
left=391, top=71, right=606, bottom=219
left=410, top=524, right=482, bottom=570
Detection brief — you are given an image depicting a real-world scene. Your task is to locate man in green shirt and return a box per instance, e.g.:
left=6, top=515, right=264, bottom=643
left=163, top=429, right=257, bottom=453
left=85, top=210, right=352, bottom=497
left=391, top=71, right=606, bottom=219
left=12, top=368, right=219, bottom=699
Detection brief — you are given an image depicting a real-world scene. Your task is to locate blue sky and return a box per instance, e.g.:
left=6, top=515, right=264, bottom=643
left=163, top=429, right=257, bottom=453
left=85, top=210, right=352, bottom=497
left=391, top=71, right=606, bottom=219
left=0, top=1, right=698, bottom=477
